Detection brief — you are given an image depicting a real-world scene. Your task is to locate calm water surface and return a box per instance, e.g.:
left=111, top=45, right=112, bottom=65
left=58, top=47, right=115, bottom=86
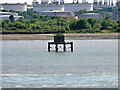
left=2, top=40, right=118, bottom=88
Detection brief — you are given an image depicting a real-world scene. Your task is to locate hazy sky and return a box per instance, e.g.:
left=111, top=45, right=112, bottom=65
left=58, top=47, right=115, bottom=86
left=0, top=0, right=116, bottom=4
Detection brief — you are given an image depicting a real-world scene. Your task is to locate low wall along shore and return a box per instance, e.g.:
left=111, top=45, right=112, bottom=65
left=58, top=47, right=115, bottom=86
left=2, top=33, right=119, bottom=40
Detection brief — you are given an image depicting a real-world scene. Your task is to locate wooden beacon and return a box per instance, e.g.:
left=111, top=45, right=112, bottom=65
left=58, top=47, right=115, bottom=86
left=48, top=13, right=73, bottom=52
left=48, top=33, right=73, bottom=52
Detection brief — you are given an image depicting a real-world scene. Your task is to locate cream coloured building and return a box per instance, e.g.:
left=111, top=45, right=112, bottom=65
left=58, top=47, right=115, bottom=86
left=0, top=12, right=23, bottom=21
left=78, top=13, right=102, bottom=19
left=33, top=3, right=93, bottom=13
left=0, top=3, right=27, bottom=12
left=40, top=10, right=74, bottom=16
left=0, top=5, right=4, bottom=10
left=33, top=4, right=64, bottom=13
left=0, top=15, right=23, bottom=21
left=64, top=3, right=93, bottom=12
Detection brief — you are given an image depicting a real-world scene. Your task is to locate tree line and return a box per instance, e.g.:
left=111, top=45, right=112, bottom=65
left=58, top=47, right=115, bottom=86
left=1, top=9, right=120, bottom=34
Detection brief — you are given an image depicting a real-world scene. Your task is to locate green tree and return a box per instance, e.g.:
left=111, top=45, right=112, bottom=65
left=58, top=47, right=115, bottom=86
left=117, top=20, right=120, bottom=32
left=32, top=14, right=40, bottom=19
left=36, top=25, right=42, bottom=29
left=87, top=18, right=96, bottom=27
left=9, top=15, right=15, bottom=22
left=69, top=20, right=77, bottom=30
left=75, top=9, right=88, bottom=16
left=32, top=25, right=36, bottom=30
left=2, top=10, right=119, bottom=34
left=1, top=9, right=8, bottom=12
left=76, top=19, right=91, bottom=30
left=2, top=19, right=11, bottom=29
left=9, top=9, right=16, bottom=12
left=30, top=19, right=39, bottom=23
left=107, top=26, right=112, bottom=30
left=93, top=23, right=101, bottom=29
left=101, top=19, right=118, bottom=30
left=105, top=16, right=111, bottom=20
left=112, top=21, right=118, bottom=30
left=4, top=19, right=11, bottom=24
left=14, top=22, right=26, bottom=29
left=17, top=17, right=26, bottom=23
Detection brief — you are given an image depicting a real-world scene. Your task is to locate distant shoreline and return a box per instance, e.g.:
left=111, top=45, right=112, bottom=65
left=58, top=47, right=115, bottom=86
left=1, top=33, right=119, bottom=40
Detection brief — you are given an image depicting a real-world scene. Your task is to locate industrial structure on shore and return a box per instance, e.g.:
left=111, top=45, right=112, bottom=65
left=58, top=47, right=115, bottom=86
left=93, top=0, right=116, bottom=9
left=0, top=0, right=118, bottom=12
left=32, top=0, right=94, bottom=13
left=39, top=10, right=78, bottom=19
left=32, top=0, right=119, bottom=20
left=78, top=13, right=102, bottom=19
left=32, top=0, right=118, bottom=13
left=0, top=0, right=119, bottom=21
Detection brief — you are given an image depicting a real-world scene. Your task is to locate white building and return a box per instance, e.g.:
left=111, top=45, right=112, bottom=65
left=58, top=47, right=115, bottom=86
left=33, top=0, right=93, bottom=13
left=78, top=13, right=102, bottom=19
left=40, top=10, right=74, bottom=16
left=93, top=0, right=116, bottom=10
left=34, top=4, right=64, bottom=13
left=0, top=12, right=23, bottom=21
left=64, top=3, right=93, bottom=12
left=0, top=12, right=18, bottom=16
left=0, top=5, right=4, bottom=10
left=0, top=15, right=23, bottom=21
left=33, top=3, right=93, bottom=13
left=40, top=10, right=78, bottom=19
left=94, top=4, right=116, bottom=10
left=0, top=3, right=27, bottom=12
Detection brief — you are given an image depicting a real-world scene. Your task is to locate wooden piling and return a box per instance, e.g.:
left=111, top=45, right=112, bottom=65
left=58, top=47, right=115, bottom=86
left=71, top=42, right=73, bottom=52
left=63, top=43, right=66, bottom=52
left=48, top=42, right=73, bottom=52
left=56, top=44, right=58, bottom=52
left=48, top=42, right=50, bottom=52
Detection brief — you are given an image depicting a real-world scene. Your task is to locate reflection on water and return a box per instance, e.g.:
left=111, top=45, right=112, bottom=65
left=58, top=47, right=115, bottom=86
left=2, top=40, right=118, bottom=88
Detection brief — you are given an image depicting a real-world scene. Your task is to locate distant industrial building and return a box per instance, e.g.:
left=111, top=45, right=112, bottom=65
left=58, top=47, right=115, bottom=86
left=0, top=3, right=27, bottom=12
left=27, top=5, right=33, bottom=10
left=118, top=11, right=120, bottom=20
left=93, top=0, right=116, bottom=9
left=0, top=5, right=4, bottom=10
left=33, top=0, right=93, bottom=13
left=118, top=1, right=120, bottom=20
left=114, top=0, right=120, bottom=20
left=112, top=11, right=118, bottom=21
left=40, top=10, right=78, bottom=19
left=40, top=10, right=74, bottom=16
left=0, top=12, right=23, bottom=21
left=64, top=3, right=93, bottom=12
left=78, top=13, right=102, bottom=19
left=34, top=4, right=64, bottom=12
